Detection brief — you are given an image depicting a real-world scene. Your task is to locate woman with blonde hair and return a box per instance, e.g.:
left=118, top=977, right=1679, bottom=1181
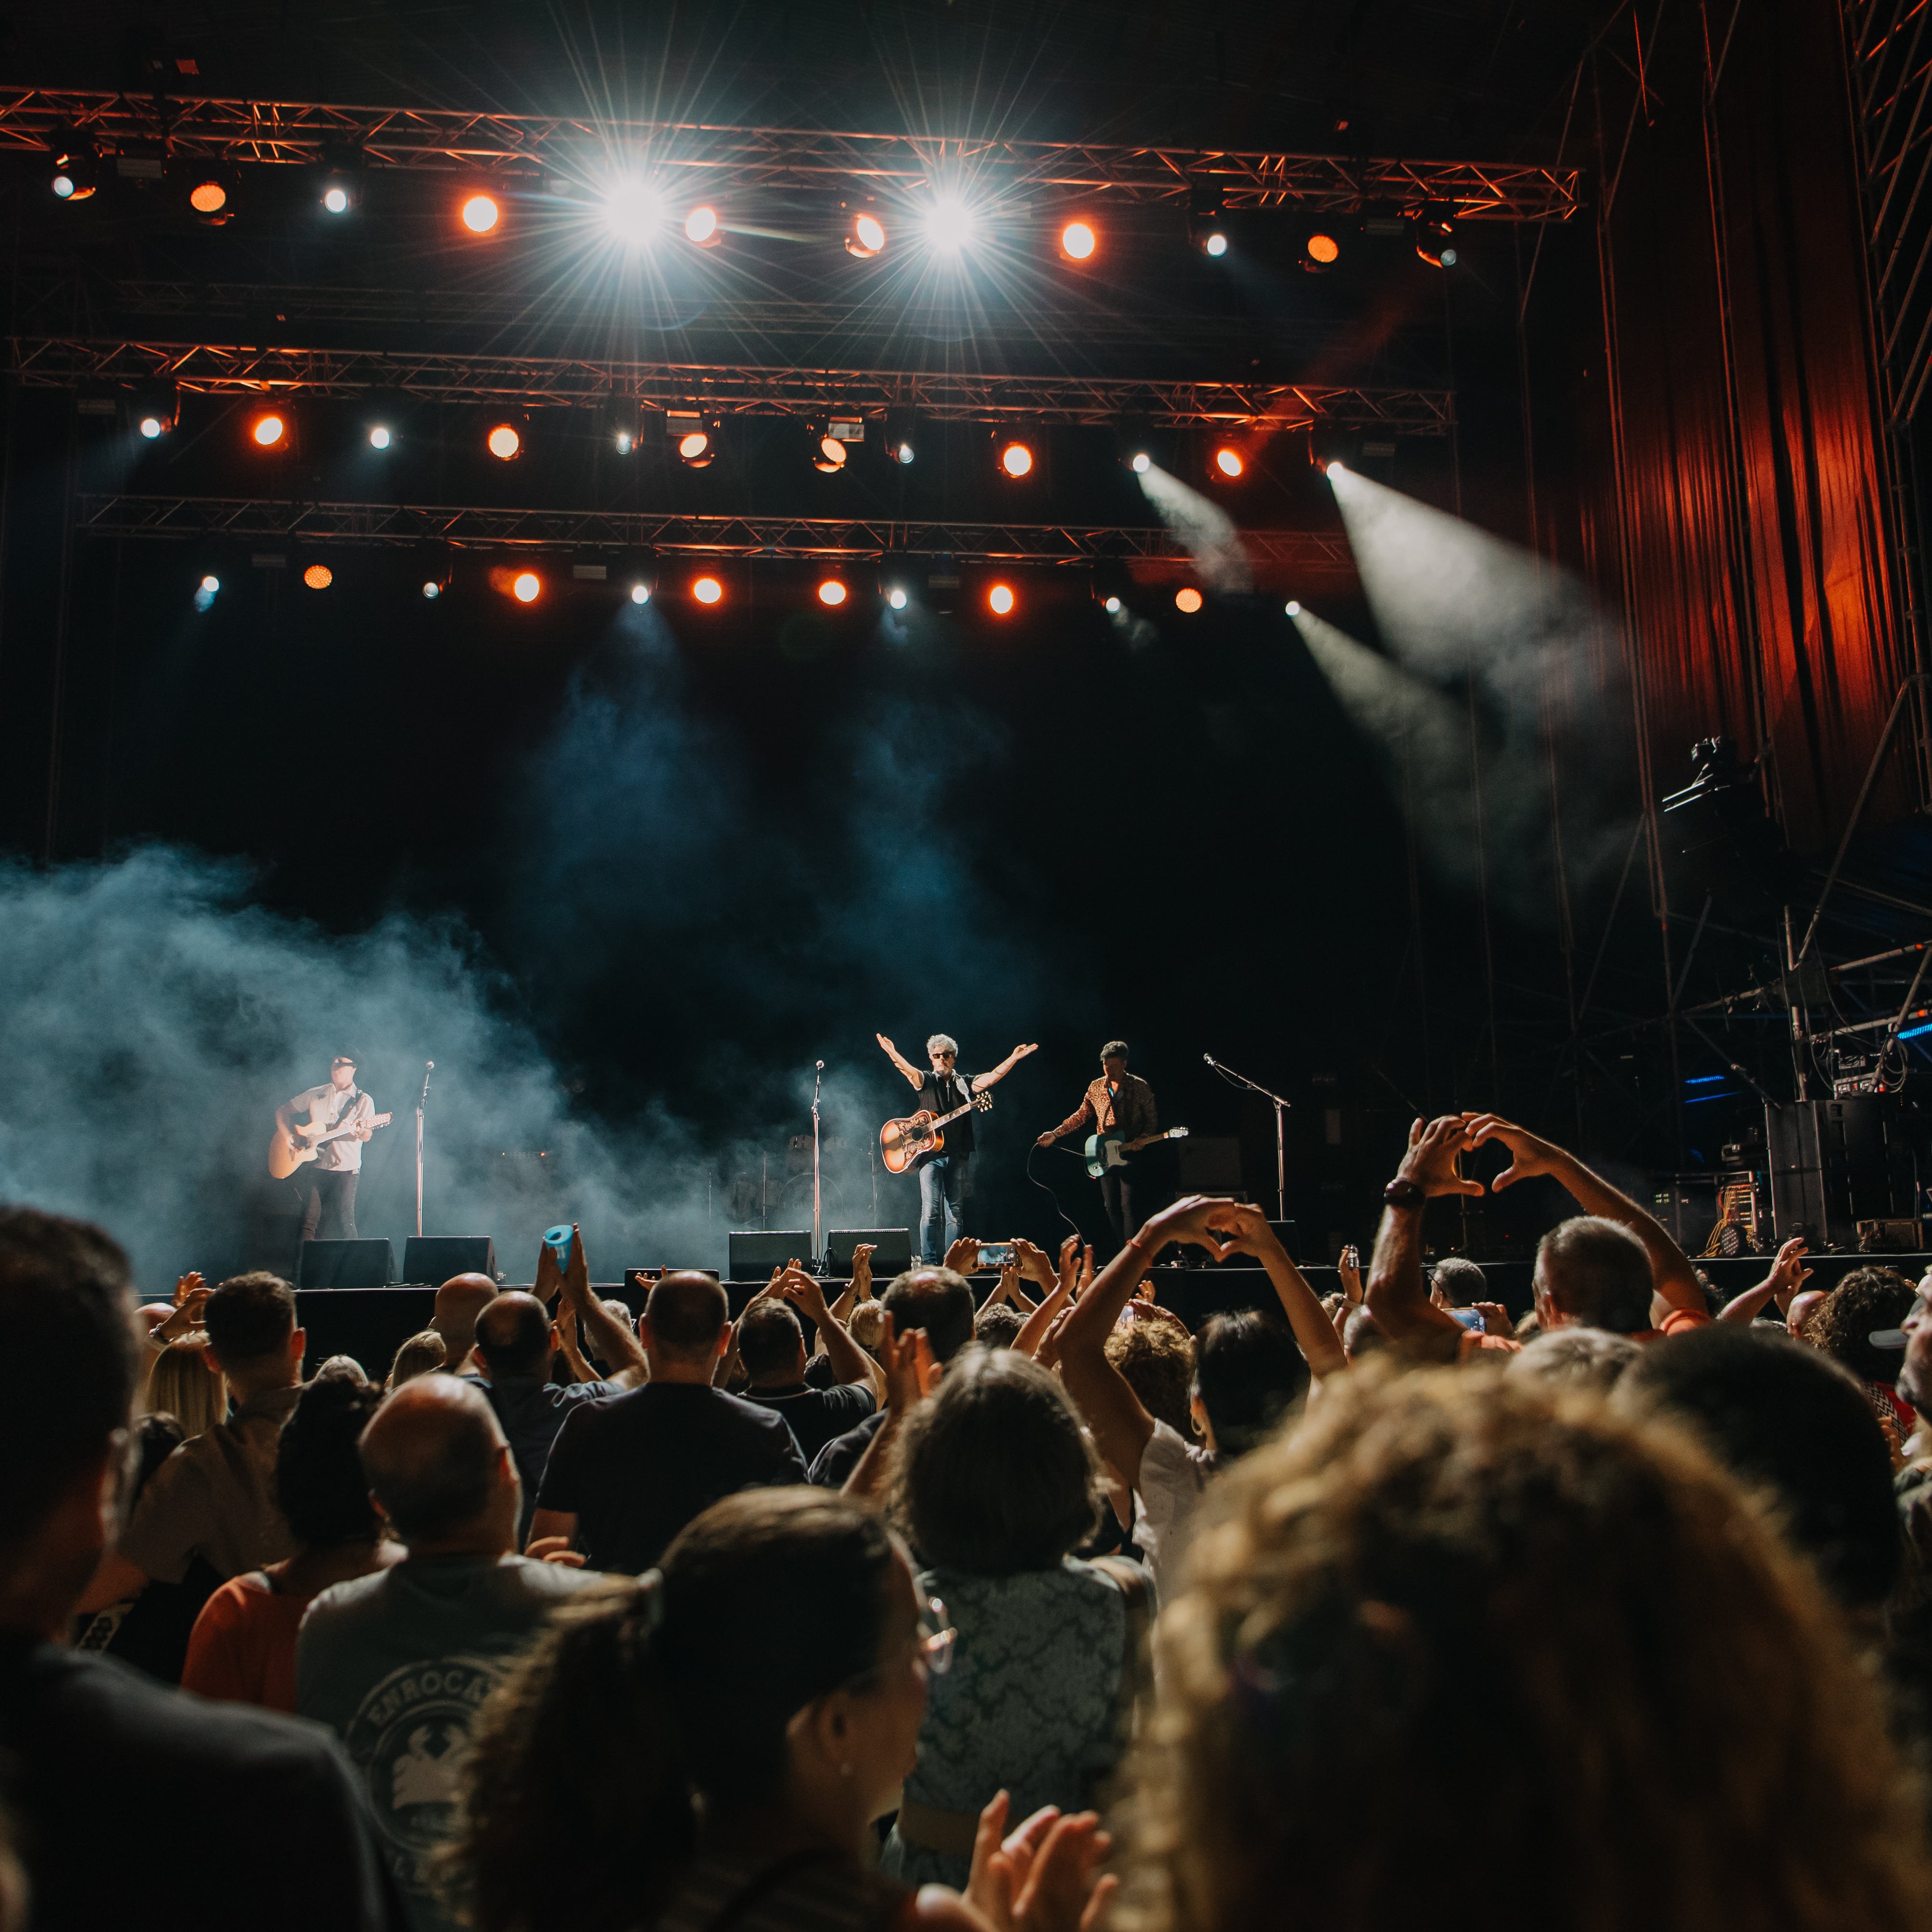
left=1122, top=1365, right=1932, bottom=1932
left=142, top=1334, right=226, bottom=1438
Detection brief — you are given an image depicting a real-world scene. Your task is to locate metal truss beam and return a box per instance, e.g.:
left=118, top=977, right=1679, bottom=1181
left=75, top=493, right=1355, bottom=569
left=21, top=337, right=1453, bottom=432
left=0, top=88, right=1583, bottom=221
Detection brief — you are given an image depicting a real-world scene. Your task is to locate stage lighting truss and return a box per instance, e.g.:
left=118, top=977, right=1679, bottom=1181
left=50, top=133, right=98, bottom=201
left=133, top=387, right=178, bottom=438
left=667, top=408, right=718, bottom=467
left=842, top=201, right=886, bottom=257
left=813, top=414, right=864, bottom=472
left=75, top=495, right=1360, bottom=576
left=186, top=162, right=240, bottom=223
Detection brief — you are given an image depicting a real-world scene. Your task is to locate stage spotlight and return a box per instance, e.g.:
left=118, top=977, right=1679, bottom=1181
left=845, top=205, right=886, bottom=257
left=461, top=192, right=501, bottom=234
left=1188, top=182, right=1228, bottom=256
left=1300, top=226, right=1342, bottom=273
left=1175, top=586, right=1204, bottom=613
left=692, top=574, right=724, bottom=605
left=303, top=563, right=333, bottom=590
left=814, top=434, right=847, bottom=473
left=1104, top=595, right=1122, bottom=613
left=1326, top=458, right=1347, bottom=477
left=1213, top=447, right=1245, bottom=479
left=51, top=138, right=98, bottom=202
left=251, top=413, right=286, bottom=448
left=602, top=179, right=662, bottom=249
left=318, top=166, right=359, bottom=215
left=630, top=582, right=651, bottom=605
left=200, top=574, right=219, bottom=593
left=817, top=579, right=848, bottom=606
left=135, top=390, right=177, bottom=439
left=369, top=424, right=392, bottom=450
left=887, top=586, right=909, bottom=610
left=512, top=571, right=541, bottom=603
left=685, top=203, right=722, bottom=246
left=678, top=429, right=714, bottom=467
left=139, top=414, right=165, bottom=439
left=1060, top=218, right=1097, bottom=261
left=422, top=580, right=443, bottom=600
left=1285, top=600, right=1301, bottom=616
left=885, top=406, right=919, bottom=465
left=999, top=440, right=1034, bottom=479
left=193, top=573, right=220, bottom=611
left=987, top=582, right=1016, bottom=616
left=187, top=165, right=239, bottom=223
left=921, top=194, right=979, bottom=255
left=1415, top=203, right=1458, bottom=268
left=487, top=423, right=521, bottom=461
left=322, top=182, right=349, bottom=215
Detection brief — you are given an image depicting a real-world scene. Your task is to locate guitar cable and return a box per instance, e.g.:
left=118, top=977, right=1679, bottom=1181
left=1024, top=1138, right=1086, bottom=1246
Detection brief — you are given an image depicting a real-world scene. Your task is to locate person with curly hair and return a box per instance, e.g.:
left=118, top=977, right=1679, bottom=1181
left=1117, top=1365, right=1932, bottom=1932
left=1810, top=1266, right=1920, bottom=1439
left=440, top=1487, right=1111, bottom=1932
left=181, top=1369, right=399, bottom=1712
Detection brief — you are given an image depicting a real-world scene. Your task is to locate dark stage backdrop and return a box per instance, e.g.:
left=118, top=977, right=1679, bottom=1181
left=1588, top=0, right=1919, bottom=850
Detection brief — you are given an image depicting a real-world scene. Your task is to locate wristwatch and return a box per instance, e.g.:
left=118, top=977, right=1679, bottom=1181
left=1382, top=1177, right=1427, bottom=1208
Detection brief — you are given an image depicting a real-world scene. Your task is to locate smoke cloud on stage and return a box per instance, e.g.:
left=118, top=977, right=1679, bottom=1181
left=1136, top=464, right=1254, bottom=594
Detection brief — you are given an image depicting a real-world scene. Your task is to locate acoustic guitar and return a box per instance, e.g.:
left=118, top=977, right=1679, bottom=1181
left=879, top=1091, right=993, bottom=1175
left=1084, top=1125, right=1189, bottom=1178
left=268, top=1108, right=394, bottom=1180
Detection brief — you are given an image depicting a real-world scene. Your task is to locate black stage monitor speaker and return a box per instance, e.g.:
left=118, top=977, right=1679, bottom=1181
left=403, top=1236, right=497, bottom=1285
left=729, top=1230, right=813, bottom=1280
left=827, top=1229, right=914, bottom=1274
left=298, top=1239, right=396, bottom=1289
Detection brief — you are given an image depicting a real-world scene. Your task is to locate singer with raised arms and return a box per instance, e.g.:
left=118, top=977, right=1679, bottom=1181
left=875, top=1032, right=1037, bottom=1261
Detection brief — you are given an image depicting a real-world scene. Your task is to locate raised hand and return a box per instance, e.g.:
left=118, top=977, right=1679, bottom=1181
left=1057, top=1234, right=1081, bottom=1296
left=525, top=1536, right=586, bottom=1568
left=876, top=1032, right=898, bottom=1056
left=1767, top=1236, right=1813, bottom=1300
left=775, top=1265, right=831, bottom=1320
left=1473, top=1300, right=1513, bottom=1337
left=1145, top=1194, right=1244, bottom=1261
left=1396, top=1117, right=1487, bottom=1199
left=1012, top=1237, right=1056, bottom=1290
left=943, top=1235, right=982, bottom=1276
left=850, top=1243, right=877, bottom=1299
left=1077, top=1243, right=1094, bottom=1292
left=1462, top=1113, right=1562, bottom=1192
left=1336, top=1244, right=1363, bottom=1305
left=173, top=1271, right=205, bottom=1307
left=965, top=1791, right=1115, bottom=1932
left=876, top=1310, right=939, bottom=1411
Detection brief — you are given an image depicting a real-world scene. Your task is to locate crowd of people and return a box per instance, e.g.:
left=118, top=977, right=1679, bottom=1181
left=5, top=1107, right=1932, bottom=1931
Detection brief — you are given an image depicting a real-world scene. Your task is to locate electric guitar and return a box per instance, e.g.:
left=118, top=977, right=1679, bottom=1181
left=268, top=1108, right=394, bottom=1180
left=1084, top=1125, right=1189, bottom=1179
left=879, top=1091, right=993, bottom=1174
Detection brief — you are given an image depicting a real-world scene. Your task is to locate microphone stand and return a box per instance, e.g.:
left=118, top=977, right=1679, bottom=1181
left=1205, top=1053, right=1291, bottom=1223
left=415, top=1061, right=435, bottom=1238
left=811, top=1060, right=825, bottom=1269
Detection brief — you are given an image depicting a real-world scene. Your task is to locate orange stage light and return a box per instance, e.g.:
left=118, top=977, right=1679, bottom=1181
left=988, top=583, right=1016, bottom=616
left=1175, top=586, right=1204, bottom=613
left=512, top=571, right=541, bottom=603
left=303, top=563, right=333, bottom=590
left=817, top=580, right=848, bottom=606
left=487, top=424, right=521, bottom=460
left=1060, top=219, right=1097, bottom=260
left=461, top=193, right=500, bottom=234
left=693, top=575, right=724, bottom=605
left=1214, top=448, right=1245, bottom=478
left=1000, top=441, right=1034, bottom=479
left=251, top=414, right=286, bottom=447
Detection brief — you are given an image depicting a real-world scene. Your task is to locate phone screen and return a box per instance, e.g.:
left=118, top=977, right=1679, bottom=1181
left=978, top=1243, right=1015, bottom=1269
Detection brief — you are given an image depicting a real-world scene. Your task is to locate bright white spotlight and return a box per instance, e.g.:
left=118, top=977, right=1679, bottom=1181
left=322, top=184, right=350, bottom=215
left=200, top=574, right=219, bottom=593
left=1326, top=458, right=1346, bottom=477
left=193, top=573, right=220, bottom=611
left=894, top=441, right=915, bottom=466
left=461, top=193, right=501, bottom=234
left=1131, top=452, right=1151, bottom=474
left=888, top=586, right=909, bottom=610
left=603, top=179, right=663, bottom=248
left=847, top=209, right=886, bottom=257
left=369, top=425, right=392, bottom=450
left=423, top=581, right=442, bottom=600
left=817, top=579, right=848, bottom=606
left=988, top=582, right=1016, bottom=616
left=512, top=571, right=541, bottom=604
left=1104, top=595, right=1122, bottom=613
left=685, top=203, right=721, bottom=245
left=921, top=194, right=979, bottom=254
left=630, top=583, right=650, bottom=605
left=488, top=423, right=521, bottom=461
left=139, top=415, right=164, bottom=440
left=1214, top=448, right=1244, bottom=479
left=999, top=441, right=1034, bottom=479
left=1204, top=230, right=1229, bottom=258
left=251, top=414, right=286, bottom=448
left=692, top=575, right=724, bottom=605
left=1060, top=219, right=1097, bottom=261
left=1285, top=600, right=1301, bottom=616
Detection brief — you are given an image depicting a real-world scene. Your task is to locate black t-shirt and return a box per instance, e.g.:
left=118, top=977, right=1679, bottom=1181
left=912, top=1069, right=978, bottom=1157
left=742, top=1380, right=877, bottom=1468
left=807, top=1407, right=890, bottom=1488
left=536, top=1383, right=807, bottom=1573
left=0, top=1638, right=402, bottom=1932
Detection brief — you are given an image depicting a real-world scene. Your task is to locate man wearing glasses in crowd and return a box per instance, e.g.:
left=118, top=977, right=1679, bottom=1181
left=875, top=1031, right=1037, bottom=1261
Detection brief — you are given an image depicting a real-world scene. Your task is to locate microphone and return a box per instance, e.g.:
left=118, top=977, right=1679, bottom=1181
left=815, top=1059, right=826, bottom=1071
left=426, top=1061, right=435, bottom=1070
left=1202, top=1052, right=1217, bottom=1067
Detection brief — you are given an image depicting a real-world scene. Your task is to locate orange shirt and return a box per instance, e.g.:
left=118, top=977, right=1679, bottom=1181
left=180, top=1572, right=309, bottom=1713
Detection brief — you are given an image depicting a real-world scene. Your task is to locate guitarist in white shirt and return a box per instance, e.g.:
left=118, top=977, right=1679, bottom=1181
left=278, top=1051, right=376, bottom=1241
left=875, top=1031, right=1037, bottom=1260
left=1037, top=1040, right=1160, bottom=1254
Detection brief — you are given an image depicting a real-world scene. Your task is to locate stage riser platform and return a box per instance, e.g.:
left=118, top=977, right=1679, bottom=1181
left=290, top=1253, right=1931, bottom=1383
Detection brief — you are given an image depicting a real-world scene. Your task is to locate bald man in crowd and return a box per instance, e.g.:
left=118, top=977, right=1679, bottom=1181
left=529, top=1271, right=804, bottom=1572
left=297, top=1376, right=600, bottom=1930
left=429, top=1273, right=497, bottom=1377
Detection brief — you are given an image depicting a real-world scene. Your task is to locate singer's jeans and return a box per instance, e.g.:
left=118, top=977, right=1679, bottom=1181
left=917, top=1153, right=973, bottom=1262
left=300, top=1170, right=359, bottom=1243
